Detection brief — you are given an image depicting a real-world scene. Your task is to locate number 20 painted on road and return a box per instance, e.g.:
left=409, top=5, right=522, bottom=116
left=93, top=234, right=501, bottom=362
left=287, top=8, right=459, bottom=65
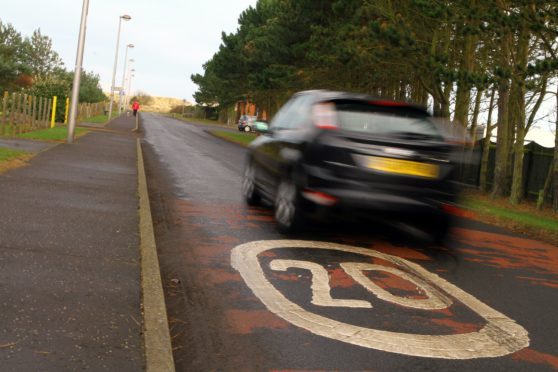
left=231, top=240, right=529, bottom=360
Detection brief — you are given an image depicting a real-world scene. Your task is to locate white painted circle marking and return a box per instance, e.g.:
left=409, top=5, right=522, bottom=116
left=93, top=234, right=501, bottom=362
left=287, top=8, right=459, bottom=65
left=231, top=240, right=529, bottom=359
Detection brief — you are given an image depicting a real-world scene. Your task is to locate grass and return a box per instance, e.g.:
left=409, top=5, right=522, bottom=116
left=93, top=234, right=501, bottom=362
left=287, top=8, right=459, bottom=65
left=208, top=130, right=257, bottom=146
left=460, top=191, right=558, bottom=245
left=16, top=126, right=89, bottom=141
left=0, top=148, right=26, bottom=162
left=83, top=111, right=119, bottom=124
left=0, top=148, right=32, bottom=174
left=463, top=197, right=558, bottom=231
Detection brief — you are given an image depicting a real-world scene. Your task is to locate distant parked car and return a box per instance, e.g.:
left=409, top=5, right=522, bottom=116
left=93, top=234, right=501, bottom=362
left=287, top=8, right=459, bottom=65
left=238, top=115, right=258, bottom=132
left=242, top=90, right=461, bottom=242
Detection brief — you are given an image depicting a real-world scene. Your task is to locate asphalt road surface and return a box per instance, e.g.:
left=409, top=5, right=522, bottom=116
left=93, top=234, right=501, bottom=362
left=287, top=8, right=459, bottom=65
left=141, top=113, right=558, bottom=372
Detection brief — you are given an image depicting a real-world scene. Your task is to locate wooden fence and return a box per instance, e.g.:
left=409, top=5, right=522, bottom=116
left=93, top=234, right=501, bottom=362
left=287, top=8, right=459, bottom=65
left=76, top=101, right=106, bottom=122
left=0, top=92, right=107, bottom=136
left=0, top=92, right=52, bottom=136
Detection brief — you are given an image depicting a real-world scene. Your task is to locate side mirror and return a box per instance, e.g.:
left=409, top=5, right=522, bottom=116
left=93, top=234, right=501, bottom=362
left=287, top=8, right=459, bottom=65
left=254, top=121, right=270, bottom=134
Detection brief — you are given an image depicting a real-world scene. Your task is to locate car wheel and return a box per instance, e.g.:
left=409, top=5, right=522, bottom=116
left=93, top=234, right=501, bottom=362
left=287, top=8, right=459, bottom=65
left=424, top=214, right=452, bottom=245
left=242, top=161, right=260, bottom=205
left=274, top=178, right=304, bottom=233
left=244, top=125, right=251, bottom=132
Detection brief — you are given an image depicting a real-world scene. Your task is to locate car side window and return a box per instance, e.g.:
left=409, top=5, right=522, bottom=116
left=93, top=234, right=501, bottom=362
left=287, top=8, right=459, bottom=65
left=271, top=95, right=312, bottom=130
left=289, top=95, right=312, bottom=129
left=270, top=97, right=297, bottom=130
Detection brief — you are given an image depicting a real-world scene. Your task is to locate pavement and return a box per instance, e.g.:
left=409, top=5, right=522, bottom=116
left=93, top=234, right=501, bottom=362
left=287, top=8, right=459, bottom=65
left=0, top=115, right=173, bottom=371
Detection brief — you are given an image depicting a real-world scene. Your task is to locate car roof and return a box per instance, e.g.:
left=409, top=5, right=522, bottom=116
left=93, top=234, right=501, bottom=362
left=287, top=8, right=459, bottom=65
left=293, top=90, right=429, bottom=116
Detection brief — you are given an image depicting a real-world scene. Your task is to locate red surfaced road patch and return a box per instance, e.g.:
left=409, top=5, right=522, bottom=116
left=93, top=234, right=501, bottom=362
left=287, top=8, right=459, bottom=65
left=375, top=243, right=432, bottom=261
left=365, top=270, right=429, bottom=299
left=515, top=276, right=558, bottom=289
left=225, top=309, right=290, bottom=334
left=429, top=318, right=481, bottom=334
left=512, top=348, right=558, bottom=370
left=454, top=227, right=558, bottom=276
left=202, top=268, right=242, bottom=285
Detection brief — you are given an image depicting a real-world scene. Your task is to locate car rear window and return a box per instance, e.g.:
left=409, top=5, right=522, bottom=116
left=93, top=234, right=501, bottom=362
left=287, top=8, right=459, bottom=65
left=334, top=101, right=442, bottom=140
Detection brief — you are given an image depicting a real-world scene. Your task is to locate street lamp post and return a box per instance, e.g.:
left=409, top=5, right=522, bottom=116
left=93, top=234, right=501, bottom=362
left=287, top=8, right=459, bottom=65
left=125, top=67, right=135, bottom=108
left=124, top=60, right=134, bottom=108
left=67, top=0, right=90, bottom=144
left=118, top=44, right=134, bottom=113
left=108, top=14, right=131, bottom=121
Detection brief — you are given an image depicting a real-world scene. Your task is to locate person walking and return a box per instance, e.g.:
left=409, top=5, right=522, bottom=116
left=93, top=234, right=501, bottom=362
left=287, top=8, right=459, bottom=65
left=132, top=101, right=140, bottom=116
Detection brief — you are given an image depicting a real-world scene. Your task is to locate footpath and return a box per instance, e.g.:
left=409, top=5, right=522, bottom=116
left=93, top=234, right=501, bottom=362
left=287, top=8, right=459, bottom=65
left=0, top=115, right=173, bottom=371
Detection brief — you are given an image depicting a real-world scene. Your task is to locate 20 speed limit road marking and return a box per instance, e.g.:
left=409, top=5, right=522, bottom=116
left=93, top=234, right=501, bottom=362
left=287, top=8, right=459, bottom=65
left=231, top=240, right=529, bottom=360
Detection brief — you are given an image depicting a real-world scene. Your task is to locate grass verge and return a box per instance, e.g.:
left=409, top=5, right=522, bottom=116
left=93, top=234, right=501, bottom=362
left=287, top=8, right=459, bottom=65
left=0, top=148, right=33, bottom=174
left=460, top=191, right=558, bottom=245
left=208, top=130, right=257, bottom=147
left=84, top=111, right=119, bottom=124
left=16, top=126, right=88, bottom=142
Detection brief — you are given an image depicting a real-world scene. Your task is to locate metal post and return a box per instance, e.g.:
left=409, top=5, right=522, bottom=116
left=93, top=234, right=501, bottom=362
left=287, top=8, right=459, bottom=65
left=50, top=96, right=57, bottom=128
left=31, top=95, right=36, bottom=130
left=67, top=0, right=90, bottom=143
left=1, top=92, right=8, bottom=135
left=107, top=18, right=122, bottom=121
left=64, top=97, right=70, bottom=124
left=108, top=15, right=131, bottom=121
left=118, top=45, right=133, bottom=114
left=127, top=73, right=135, bottom=108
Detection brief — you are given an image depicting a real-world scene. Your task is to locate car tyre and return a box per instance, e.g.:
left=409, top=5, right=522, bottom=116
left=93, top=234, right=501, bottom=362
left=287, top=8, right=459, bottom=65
left=425, top=214, right=452, bottom=245
left=274, top=178, right=305, bottom=234
left=242, top=161, right=260, bottom=206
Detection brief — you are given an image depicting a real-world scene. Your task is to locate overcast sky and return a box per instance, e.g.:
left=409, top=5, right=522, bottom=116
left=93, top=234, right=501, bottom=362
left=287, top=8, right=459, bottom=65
left=2, top=0, right=257, bottom=102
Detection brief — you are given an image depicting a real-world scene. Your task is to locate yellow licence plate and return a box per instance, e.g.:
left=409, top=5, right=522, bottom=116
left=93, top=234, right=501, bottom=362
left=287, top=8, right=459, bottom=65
left=367, top=157, right=439, bottom=178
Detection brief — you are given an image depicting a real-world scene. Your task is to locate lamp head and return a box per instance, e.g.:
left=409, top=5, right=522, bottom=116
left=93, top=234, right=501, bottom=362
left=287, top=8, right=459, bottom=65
left=121, top=15, right=132, bottom=21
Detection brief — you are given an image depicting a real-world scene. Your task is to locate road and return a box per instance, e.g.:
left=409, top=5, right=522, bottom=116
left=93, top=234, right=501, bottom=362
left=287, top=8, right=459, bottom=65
left=141, top=113, right=558, bottom=371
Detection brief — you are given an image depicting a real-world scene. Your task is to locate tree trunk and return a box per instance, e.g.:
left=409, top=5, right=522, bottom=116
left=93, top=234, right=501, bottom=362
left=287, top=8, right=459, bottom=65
left=454, top=24, right=476, bottom=128
left=491, top=26, right=512, bottom=199
left=480, top=87, right=496, bottom=193
left=537, top=163, right=553, bottom=210
left=491, top=81, right=511, bottom=198
left=441, top=82, right=452, bottom=118
left=470, top=88, right=483, bottom=143
left=554, top=86, right=558, bottom=213
left=509, top=22, right=529, bottom=205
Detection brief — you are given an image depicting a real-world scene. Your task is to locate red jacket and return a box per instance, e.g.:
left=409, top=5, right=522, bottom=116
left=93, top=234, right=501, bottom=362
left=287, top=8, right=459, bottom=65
left=132, top=102, right=140, bottom=110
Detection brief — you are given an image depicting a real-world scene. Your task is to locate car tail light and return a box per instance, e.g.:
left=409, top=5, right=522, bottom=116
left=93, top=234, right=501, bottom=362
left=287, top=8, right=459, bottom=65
left=302, top=190, right=339, bottom=206
left=312, top=102, right=338, bottom=129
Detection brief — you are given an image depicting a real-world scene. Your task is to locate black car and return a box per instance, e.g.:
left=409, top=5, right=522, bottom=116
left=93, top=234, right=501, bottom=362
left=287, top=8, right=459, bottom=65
left=242, top=90, right=460, bottom=241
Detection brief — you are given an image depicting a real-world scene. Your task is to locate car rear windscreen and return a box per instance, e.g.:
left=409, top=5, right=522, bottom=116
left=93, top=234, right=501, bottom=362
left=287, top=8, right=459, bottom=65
left=334, top=101, right=442, bottom=140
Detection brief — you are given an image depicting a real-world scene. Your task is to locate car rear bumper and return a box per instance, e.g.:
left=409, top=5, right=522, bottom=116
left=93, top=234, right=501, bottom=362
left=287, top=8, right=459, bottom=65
left=299, top=164, right=457, bottom=216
